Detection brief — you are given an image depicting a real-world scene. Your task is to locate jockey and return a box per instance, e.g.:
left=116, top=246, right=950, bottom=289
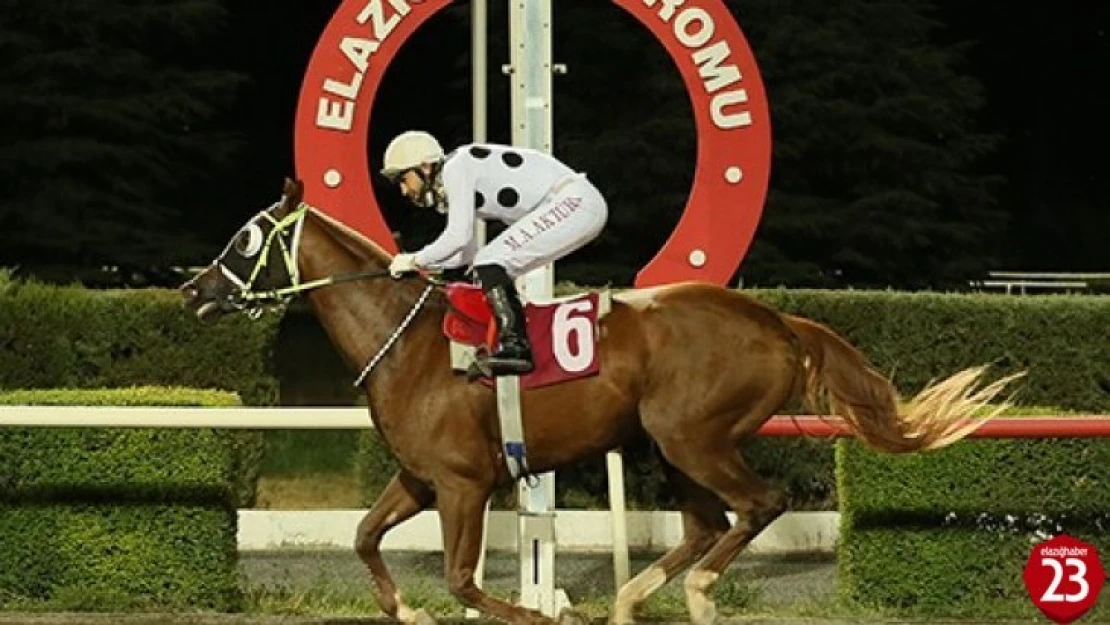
left=381, top=130, right=608, bottom=377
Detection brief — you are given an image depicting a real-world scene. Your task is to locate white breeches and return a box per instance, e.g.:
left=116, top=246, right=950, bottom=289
left=473, top=174, right=607, bottom=279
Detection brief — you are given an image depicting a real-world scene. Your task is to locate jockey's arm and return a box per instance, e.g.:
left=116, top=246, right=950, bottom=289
left=421, top=237, right=477, bottom=272
left=415, top=161, right=475, bottom=269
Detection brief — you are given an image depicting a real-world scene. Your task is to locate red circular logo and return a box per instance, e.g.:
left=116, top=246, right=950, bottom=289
left=294, top=0, right=771, bottom=288
left=1023, top=534, right=1105, bottom=624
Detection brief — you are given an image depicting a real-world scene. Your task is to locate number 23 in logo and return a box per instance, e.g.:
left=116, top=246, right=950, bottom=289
left=1024, top=534, right=1106, bottom=624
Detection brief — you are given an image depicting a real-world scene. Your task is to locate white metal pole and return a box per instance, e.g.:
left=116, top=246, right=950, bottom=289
left=606, top=450, right=630, bottom=590
left=507, top=0, right=565, bottom=617
left=472, top=0, right=488, bottom=249
left=468, top=1, right=489, bottom=619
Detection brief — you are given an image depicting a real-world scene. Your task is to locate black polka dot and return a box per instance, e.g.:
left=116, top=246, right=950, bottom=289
left=501, top=152, right=524, bottom=168
left=474, top=191, right=485, bottom=209
left=497, top=187, right=520, bottom=208
left=469, top=146, right=491, bottom=159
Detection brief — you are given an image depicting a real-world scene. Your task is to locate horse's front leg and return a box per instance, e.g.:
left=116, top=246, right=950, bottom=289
left=437, top=479, right=554, bottom=625
left=355, top=469, right=435, bottom=622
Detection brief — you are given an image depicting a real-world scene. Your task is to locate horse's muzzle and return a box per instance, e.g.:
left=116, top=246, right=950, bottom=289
left=179, top=281, right=200, bottom=304
left=179, top=279, right=227, bottom=322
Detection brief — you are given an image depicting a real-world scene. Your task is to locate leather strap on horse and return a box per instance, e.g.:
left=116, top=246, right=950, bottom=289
left=496, top=376, right=538, bottom=485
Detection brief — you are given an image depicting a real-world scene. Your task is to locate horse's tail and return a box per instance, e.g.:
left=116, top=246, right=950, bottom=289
left=781, top=314, right=1023, bottom=453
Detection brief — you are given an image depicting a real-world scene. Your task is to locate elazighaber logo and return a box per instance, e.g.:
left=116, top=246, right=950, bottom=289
left=1023, top=533, right=1106, bottom=624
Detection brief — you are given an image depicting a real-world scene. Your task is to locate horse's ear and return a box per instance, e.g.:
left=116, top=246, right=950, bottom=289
left=278, top=177, right=304, bottom=216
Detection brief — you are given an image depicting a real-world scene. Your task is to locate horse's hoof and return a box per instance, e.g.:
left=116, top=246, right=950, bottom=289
left=413, top=608, right=437, bottom=625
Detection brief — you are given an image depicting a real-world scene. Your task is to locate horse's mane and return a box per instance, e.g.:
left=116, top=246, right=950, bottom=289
left=305, top=206, right=395, bottom=266
left=304, top=205, right=451, bottom=313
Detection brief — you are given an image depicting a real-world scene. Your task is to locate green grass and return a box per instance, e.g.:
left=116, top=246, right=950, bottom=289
left=260, top=430, right=361, bottom=477
left=239, top=574, right=1110, bottom=622
left=240, top=567, right=766, bottom=620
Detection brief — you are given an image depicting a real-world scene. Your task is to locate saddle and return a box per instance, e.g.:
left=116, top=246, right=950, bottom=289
left=442, top=282, right=610, bottom=390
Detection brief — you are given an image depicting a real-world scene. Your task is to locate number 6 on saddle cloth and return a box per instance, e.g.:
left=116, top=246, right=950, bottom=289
left=442, top=282, right=608, bottom=390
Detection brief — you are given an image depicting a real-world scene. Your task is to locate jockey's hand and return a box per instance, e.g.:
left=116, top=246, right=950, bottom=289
left=389, top=253, right=420, bottom=278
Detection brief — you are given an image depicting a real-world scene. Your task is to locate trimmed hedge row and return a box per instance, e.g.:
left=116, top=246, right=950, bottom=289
left=0, top=386, right=258, bottom=508
left=749, top=288, right=1109, bottom=412
left=0, top=277, right=282, bottom=506
left=0, top=278, right=280, bottom=404
left=837, top=406, right=1110, bottom=618
left=0, top=387, right=242, bottom=611
left=0, top=505, right=239, bottom=612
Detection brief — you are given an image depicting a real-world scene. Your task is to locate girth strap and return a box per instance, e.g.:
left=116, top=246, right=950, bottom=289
left=495, top=375, right=536, bottom=484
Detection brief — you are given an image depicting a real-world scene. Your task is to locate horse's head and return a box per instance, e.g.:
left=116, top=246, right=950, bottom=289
left=180, top=178, right=308, bottom=322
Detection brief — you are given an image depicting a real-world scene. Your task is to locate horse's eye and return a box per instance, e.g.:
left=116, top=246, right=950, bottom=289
left=235, top=224, right=265, bottom=257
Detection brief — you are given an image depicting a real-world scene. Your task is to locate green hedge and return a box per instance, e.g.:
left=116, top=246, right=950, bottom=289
left=0, top=387, right=242, bottom=611
left=0, top=505, right=238, bottom=612
left=0, top=278, right=280, bottom=404
left=0, top=386, right=258, bottom=508
left=749, top=289, right=1109, bottom=412
left=837, top=406, right=1110, bottom=618
left=0, top=277, right=281, bottom=506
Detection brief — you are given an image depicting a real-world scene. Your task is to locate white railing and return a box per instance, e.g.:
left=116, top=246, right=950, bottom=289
left=971, top=271, right=1110, bottom=295
left=0, top=406, right=370, bottom=429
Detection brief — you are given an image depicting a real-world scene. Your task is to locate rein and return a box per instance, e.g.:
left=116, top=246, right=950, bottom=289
left=240, top=268, right=393, bottom=307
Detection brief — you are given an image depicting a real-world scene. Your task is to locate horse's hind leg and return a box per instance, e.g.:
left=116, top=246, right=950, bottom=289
left=610, top=462, right=731, bottom=624
left=355, top=470, right=435, bottom=623
left=657, top=434, right=787, bottom=625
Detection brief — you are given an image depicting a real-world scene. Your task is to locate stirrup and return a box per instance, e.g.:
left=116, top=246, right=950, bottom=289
left=485, top=355, right=535, bottom=375
left=468, top=350, right=534, bottom=378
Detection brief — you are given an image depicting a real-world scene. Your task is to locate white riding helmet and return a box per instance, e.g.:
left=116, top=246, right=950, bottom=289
left=380, top=130, right=444, bottom=180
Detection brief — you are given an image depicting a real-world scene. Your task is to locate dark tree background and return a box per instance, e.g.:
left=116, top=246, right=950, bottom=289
left=0, top=0, right=247, bottom=281
left=0, top=0, right=1105, bottom=289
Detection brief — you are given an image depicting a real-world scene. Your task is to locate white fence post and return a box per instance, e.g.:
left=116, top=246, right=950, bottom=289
left=504, top=0, right=571, bottom=616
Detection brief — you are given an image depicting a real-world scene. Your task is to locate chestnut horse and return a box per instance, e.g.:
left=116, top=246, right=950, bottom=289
left=180, top=179, right=1018, bottom=625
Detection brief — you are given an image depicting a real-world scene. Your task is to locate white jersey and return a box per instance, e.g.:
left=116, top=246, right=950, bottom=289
left=413, top=143, right=607, bottom=279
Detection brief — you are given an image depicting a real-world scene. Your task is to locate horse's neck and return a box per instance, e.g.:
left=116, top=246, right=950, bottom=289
left=295, top=212, right=443, bottom=397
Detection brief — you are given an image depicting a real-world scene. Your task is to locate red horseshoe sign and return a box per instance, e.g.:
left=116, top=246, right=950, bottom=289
left=294, top=0, right=771, bottom=288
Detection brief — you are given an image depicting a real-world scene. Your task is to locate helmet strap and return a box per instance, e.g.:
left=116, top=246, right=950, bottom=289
left=415, top=161, right=447, bottom=213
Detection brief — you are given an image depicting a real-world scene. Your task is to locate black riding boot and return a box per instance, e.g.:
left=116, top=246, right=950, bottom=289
left=474, top=265, right=534, bottom=376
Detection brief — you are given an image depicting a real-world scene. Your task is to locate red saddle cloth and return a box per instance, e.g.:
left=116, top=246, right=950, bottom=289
left=442, top=282, right=601, bottom=390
